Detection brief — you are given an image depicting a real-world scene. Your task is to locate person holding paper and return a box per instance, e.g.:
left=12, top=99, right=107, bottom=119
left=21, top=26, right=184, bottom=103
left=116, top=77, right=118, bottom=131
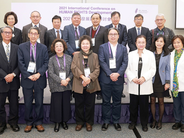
left=98, top=28, right=128, bottom=131
left=63, top=12, right=86, bottom=56
left=18, top=27, right=49, bottom=133
left=48, top=38, right=73, bottom=132
left=71, top=35, right=100, bottom=132
left=126, top=35, right=156, bottom=132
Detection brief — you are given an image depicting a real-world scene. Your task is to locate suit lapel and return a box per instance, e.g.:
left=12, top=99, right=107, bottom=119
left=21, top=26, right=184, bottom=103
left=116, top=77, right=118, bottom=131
left=36, top=43, right=41, bottom=60
left=116, top=44, right=121, bottom=61
left=133, top=27, right=137, bottom=37
left=9, top=44, right=15, bottom=63
left=0, top=43, right=8, bottom=62
left=159, top=52, right=164, bottom=69
left=70, top=24, right=75, bottom=39
left=51, top=28, right=56, bottom=38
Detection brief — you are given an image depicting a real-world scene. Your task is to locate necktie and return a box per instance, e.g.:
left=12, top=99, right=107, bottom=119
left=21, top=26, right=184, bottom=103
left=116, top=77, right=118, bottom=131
left=6, top=45, right=10, bottom=62
left=137, top=28, right=141, bottom=35
left=75, top=27, right=79, bottom=40
left=93, top=27, right=97, bottom=31
left=115, top=25, right=117, bottom=29
left=34, top=25, right=37, bottom=27
left=32, top=45, right=35, bottom=61
left=56, top=30, right=60, bottom=38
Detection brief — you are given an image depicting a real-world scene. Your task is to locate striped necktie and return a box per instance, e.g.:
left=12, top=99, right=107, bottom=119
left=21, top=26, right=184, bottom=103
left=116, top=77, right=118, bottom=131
left=6, top=45, right=10, bottom=62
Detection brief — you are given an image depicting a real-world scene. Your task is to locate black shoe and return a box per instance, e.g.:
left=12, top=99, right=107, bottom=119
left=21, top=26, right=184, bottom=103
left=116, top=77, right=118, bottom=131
left=97, top=94, right=102, bottom=100
left=10, top=124, right=20, bottom=132
left=121, top=93, right=126, bottom=98
left=113, top=123, right=121, bottom=131
left=54, top=123, right=60, bottom=132
left=150, top=120, right=157, bottom=129
left=0, top=125, right=7, bottom=135
left=61, top=122, right=68, bottom=130
left=70, top=95, right=73, bottom=101
left=181, top=124, right=184, bottom=132
left=156, top=121, right=162, bottom=130
left=128, top=123, right=135, bottom=130
left=172, top=123, right=181, bottom=130
left=142, top=126, right=148, bottom=132
left=101, top=123, right=109, bottom=131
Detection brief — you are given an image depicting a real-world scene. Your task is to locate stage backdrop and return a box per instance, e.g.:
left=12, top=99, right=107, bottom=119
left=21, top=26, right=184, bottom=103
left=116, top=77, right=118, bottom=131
left=11, top=3, right=158, bottom=30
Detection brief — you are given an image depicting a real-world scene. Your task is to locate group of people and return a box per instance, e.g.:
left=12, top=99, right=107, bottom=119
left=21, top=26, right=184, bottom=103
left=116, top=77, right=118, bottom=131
left=0, top=9, right=183, bottom=136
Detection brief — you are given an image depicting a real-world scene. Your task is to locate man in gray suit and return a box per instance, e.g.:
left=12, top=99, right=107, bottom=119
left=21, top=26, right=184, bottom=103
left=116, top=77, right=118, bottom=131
left=63, top=12, right=86, bottom=56
left=45, top=15, right=63, bottom=58
left=22, top=11, right=47, bottom=44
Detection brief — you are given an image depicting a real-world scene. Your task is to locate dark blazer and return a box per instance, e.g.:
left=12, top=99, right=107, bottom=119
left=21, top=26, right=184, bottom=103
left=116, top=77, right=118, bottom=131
left=22, top=23, right=47, bottom=44
left=0, top=27, right=22, bottom=45
left=45, top=28, right=63, bottom=58
left=63, top=24, right=86, bottom=55
left=0, top=42, right=20, bottom=92
left=98, top=43, right=128, bottom=85
left=86, top=25, right=108, bottom=54
left=128, top=26, right=152, bottom=51
left=18, top=42, right=49, bottom=89
left=105, top=23, right=128, bottom=46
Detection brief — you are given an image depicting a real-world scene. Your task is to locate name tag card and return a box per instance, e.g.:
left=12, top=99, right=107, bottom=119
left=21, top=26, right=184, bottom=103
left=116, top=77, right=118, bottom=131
left=59, top=71, right=66, bottom=80
left=75, top=40, right=79, bottom=49
left=27, top=62, right=36, bottom=73
left=109, top=58, right=116, bottom=69
left=91, top=38, right=95, bottom=46
left=84, top=67, right=90, bottom=78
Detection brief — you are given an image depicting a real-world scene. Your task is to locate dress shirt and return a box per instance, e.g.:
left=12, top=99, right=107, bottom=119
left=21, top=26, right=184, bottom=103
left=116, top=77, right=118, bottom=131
left=109, top=42, right=118, bottom=58
left=2, top=41, right=11, bottom=53
left=32, top=23, right=40, bottom=43
left=54, top=28, right=62, bottom=38
left=135, top=26, right=142, bottom=35
left=113, top=24, right=119, bottom=29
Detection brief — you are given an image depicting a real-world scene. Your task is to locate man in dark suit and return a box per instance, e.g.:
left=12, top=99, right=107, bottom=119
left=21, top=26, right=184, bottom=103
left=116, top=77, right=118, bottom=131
left=22, top=11, right=47, bottom=44
left=128, top=14, right=152, bottom=52
left=98, top=28, right=128, bottom=131
left=0, top=26, right=20, bottom=134
left=18, top=27, right=49, bottom=133
left=45, top=15, right=63, bottom=58
left=105, top=11, right=128, bottom=46
left=86, top=13, right=108, bottom=100
left=63, top=12, right=86, bottom=56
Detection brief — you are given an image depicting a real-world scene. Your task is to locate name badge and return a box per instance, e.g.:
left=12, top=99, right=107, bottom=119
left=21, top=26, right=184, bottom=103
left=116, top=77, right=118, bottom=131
left=91, top=38, right=95, bottom=46
left=84, top=67, right=90, bottom=78
left=75, top=40, right=79, bottom=49
left=109, top=58, right=116, bottom=69
left=59, top=71, right=66, bottom=80
left=27, top=62, right=36, bottom=73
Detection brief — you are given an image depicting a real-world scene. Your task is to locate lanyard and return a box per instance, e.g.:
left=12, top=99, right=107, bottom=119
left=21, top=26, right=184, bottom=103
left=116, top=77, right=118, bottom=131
left=108, top=42, right=117, bottom=58
left=30, top=43, right=36, bottom=61
left=90, top=26, right=100, bottom=38
left=55, top=54, right=66, bottom=71
left=82, top=59, right=89, bottom=68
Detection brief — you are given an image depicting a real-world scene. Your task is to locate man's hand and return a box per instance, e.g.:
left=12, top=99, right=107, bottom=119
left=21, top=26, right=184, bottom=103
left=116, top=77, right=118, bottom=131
left=4, top=74, right=14, bottom=83
left=110, top=73, right=120, bottom=82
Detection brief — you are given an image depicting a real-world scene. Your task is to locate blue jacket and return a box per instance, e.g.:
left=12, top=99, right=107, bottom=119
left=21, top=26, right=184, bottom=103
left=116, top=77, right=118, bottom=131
left=98, top=42, right=128, bottom=85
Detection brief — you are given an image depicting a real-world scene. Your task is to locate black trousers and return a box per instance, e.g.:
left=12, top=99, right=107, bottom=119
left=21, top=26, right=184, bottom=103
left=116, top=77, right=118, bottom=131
left=74, top=89, right=95, bottom=125
left=0, top=90, right=19, bottom=126
left=129, top=94, right=149, bottom=126
left=50, top=90, right=71, bottom=123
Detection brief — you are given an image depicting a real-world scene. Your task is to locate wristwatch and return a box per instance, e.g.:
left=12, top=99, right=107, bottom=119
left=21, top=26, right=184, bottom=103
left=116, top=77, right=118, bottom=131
left=12, top=73, right=16, bottom=77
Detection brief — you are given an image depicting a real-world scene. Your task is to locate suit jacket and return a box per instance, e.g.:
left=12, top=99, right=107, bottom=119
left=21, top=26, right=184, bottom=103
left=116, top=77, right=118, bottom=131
left=18, top=42, right=49, bottom=89
left=105, top=23, right=128, bottom=46
left=86, top=25, right=108, bottom=54
left=98, top=43, right=128, bottom=85
left=128, top=26, right=152, bottom=52
left=125, top=49, right=156, bottom=95
left=63, top=24, right=86, bottom=55
left=152, top=52, right=170, bottom=85
left=45, top=28, right=63, bottom=58
left=71, top=52, right=101, bottom=93
left=22, top=23, right=47, bottom=44
left=170, top=50, right=184, bottom=91
left=0, top=42, right=20, bottom=92
left=0, top=27, right=22, bottom=45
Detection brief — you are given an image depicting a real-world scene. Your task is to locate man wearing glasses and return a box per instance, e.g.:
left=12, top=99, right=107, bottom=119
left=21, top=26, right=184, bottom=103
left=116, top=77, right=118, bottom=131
left=151, top=13, right=175, bottom=52
left=18, top=27, right=49, bottom=133
left=22, top=11, right=47, bottom=44
left=128, top=14, right=152, bottom=52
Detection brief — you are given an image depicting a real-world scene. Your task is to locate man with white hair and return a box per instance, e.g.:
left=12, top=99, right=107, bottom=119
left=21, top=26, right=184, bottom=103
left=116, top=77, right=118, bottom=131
left=151, top=13, right=175, bottom=52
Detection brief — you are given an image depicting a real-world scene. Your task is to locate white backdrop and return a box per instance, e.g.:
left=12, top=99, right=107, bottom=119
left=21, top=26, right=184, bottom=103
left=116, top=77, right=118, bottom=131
left=11, top=3, right=158, bottom=30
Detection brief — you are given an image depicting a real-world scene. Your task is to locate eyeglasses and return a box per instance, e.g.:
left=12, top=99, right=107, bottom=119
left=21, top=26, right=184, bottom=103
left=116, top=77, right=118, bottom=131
left=135, top=18, right=143, bottom=21
left=108, top=33, right=118, bottom=36
left=31, top=16, right=40, bottom=18
left=29, top=33, right=38, bottom=36
left=2, top=31, right=12, bottom=35
left=156, top=19, right=164, bottom=22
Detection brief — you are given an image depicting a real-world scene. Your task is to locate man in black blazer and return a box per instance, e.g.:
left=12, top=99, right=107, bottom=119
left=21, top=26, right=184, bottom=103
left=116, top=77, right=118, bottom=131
left=105, top=11, right=128, bottom=46
left=45, top=15, right=63, bottom=58
left=128, top=14, right=152, bottom=52
left=18, top=27, right=49, bottom=133
left=86, top=13, right=108, bottom=100
left=0, top=26, right=20, bottom=134
left=63, top=12, right=86, bottom=56
left=22, top=11, right=47, bottom=44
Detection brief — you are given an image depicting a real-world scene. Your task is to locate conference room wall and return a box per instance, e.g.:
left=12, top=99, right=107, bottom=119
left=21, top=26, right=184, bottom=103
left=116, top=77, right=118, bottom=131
left=0, top=0, right=183, bottom=35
